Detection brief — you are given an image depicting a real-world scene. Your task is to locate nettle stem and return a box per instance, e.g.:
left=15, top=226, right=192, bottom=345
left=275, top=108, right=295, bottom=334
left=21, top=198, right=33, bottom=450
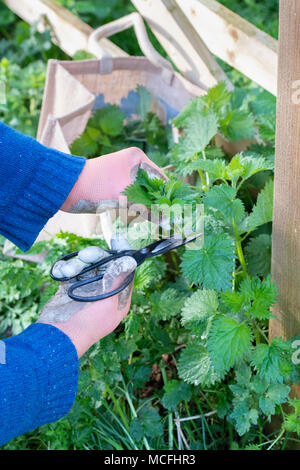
left=202, top=150, right=210, bottom=188
left=233, top=219, right=247, bottom=278
left=252, top=320, right=262, bottom=345
left=198, top=169, right=209, bottom=192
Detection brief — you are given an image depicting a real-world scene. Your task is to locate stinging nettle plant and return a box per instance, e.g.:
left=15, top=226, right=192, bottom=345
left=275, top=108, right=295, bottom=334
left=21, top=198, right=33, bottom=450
left=2, top=81, right=299, bottom=449
left=124, top=81, right=300, bottom=437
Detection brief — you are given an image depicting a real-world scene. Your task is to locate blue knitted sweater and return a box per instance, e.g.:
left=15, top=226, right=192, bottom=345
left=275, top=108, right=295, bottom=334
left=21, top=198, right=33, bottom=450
left=0, top=122, right=86, bottom=446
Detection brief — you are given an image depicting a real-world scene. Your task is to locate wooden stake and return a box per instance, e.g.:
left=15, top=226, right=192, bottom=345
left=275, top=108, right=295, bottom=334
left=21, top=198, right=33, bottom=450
left=270, top=0, right=300, bottom=395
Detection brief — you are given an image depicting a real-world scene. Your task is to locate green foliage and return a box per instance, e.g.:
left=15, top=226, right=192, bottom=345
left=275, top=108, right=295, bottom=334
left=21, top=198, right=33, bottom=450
left=283, top=399, right=300, bottom=436
left=245, top=234, right=272, bottom=277
left=4, top=0, right=300, bottom=449
left=123, top=167, right=201, bottom=208
left=122, top=79, right=291, bottom=442
left=161, top=380, right=193, bottom=411
left=0, top=256, right=56, bottom=336
left=251, top=338, right=292, bottom=384
left=70, top=86, right=170, bottom=159
left=208, top=317, right=253, bottom=374
left=0, top=2, right=68, bottom=136
left=150, top=287, right=186, bottom=321
left=178, top=342, right=221, bottom=386
left=204, top=184, right=245, bottom=224
left=181, top=289, right=218, bottom=329
left=180, top=235, right=236, bottom=291
left=228, top=362, right=290, bottom=436
left=244, top=179, right=274, bottom=232
left=0, top=57, right=45, bottom=136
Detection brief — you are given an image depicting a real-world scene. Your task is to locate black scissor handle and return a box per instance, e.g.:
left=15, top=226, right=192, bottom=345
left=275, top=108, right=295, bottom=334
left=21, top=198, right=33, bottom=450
left=49, top=233, right=202, bottom=302
left=67, top=270, right=135, bottom=302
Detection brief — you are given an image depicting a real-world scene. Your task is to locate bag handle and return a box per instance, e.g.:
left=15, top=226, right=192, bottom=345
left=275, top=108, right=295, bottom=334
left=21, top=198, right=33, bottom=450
left=87, top=12, right=174, bottom=81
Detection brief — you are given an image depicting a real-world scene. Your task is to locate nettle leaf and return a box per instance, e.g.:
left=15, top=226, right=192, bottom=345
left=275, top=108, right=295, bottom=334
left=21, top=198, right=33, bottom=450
left=123, top=168, right=200, bottom=208
left=204, top=81, right=231, bottom=114
left=235, top=361, right=252, bottom=387
left=239, top=275, right=278, bottom=320
left=181, top=234, right=235, bottom=291
left=180, top=158, right=226, bottom=180
left=221, top=290, right=245, bottom=313
left=173, top=82, right=230, bottom=129
left=249, top=90, right=276, bottom=117
left=284, top=399, right=300, bottom=435
left=173, top=109, right=219, bottom=162
left=161, top=380, right=193, bottom=411
left=197, top=159, right=227, bottom=182
left=245, top=234, right=272, bottom=277
left=229, top=402, right=259, bottom=436
left=130, top=418, right=144, bottom=442
left=245, top=179, right=274, bottom=232
left=90, top=105, right=125, bottom=136
left=204, top=184, right=245, bottom=224
left=225, top=154, right=245, bottom=188
left=259, top=384, right=290, bottom=416
left=172, top=95, right=207, bottom=128
left=185, top=109, right=219, bottom=152
left=220, top=109, right=255, bottom=142
left=239, top=155, right=274, bottom=179
left=181, top=289, right=218, bottom=327
left=250, top=91, right=277, bottom=144
left=178, top=342, right=221, bottom=386
left=70, top=132, right=99, bottom=157
left=205, top=146, right=225, bottom=159
left=138, top=404, right=164, bottom=438
left=208, top=317, right=253, bottom=374
left=251, top=337, right=292, bottom=384
left=150, top=287, right=187, bottom=321
left=257, top=115, right=276, bottom=143
left=226, top=154, right=274, bottom=189
left=123, top=181, right=153, bottom=206
left=134, top=258, right=166, bottom=291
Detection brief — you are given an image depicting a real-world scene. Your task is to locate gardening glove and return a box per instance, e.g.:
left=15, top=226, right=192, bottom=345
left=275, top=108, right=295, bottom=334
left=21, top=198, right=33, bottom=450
left=37, top=236, right=137, bottom=358
left=61, top=147, right=167, bottom=214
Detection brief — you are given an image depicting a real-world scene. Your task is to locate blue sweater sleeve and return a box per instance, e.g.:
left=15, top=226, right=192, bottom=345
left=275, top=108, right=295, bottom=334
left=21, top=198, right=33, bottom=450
left=0, top=124, right=85, bottom=446
left=0, top=122, right=86, bottom=251
left=0, top=323, right=79, bottom=446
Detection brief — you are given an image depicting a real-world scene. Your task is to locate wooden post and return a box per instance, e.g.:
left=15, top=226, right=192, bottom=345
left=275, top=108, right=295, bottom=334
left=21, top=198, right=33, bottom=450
left=270, top=0, right=300, bottom=392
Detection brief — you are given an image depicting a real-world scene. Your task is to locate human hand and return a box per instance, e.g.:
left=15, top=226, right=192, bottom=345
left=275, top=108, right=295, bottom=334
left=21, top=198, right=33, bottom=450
left=61, top=147, right=166, bottom=214
left=37, top=246, right=137, bottom=358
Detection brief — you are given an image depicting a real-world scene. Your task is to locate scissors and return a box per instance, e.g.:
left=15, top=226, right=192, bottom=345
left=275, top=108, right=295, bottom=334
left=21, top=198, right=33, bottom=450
left=50, top=234, right=201, bottom=302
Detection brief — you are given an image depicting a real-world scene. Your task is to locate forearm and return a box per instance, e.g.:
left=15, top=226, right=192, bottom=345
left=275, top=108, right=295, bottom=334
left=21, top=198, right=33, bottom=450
left=0, top=122, right=86, bottom=251
left=0, top=323, right=78, bottom=446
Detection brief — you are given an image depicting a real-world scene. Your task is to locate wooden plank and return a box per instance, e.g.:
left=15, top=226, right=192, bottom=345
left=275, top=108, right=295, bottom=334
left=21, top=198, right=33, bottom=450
left=3, top=0, right=127, bottom=58
left=176, top=0, right=278, bottom=95
left=131, top=0, right=231, bottom=90
left=269, top=0, right=300, bottom=379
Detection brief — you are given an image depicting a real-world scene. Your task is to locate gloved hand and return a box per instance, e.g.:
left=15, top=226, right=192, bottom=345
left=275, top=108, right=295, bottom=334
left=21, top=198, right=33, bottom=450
left=60, top=147, right=166, bottom=214
left=37, top=239, right=137, bottom=358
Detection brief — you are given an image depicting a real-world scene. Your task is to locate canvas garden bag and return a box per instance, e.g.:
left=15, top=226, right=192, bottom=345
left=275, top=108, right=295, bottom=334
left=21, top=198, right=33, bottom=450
left=35, top=12, right=205, bottom=241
